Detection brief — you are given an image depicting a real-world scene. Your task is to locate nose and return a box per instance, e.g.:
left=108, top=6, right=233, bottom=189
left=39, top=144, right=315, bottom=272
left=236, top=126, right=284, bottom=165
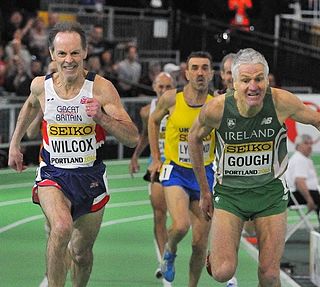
left=197, top=68, right=204, bottom=76
left=65, top=53, right=73, bottom=63
left=248, top=80, right=258, bottom=89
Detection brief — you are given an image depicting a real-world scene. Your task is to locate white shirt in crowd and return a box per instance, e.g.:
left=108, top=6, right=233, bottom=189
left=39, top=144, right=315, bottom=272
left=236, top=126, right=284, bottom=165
left=286, top=150, right=319, bottom=191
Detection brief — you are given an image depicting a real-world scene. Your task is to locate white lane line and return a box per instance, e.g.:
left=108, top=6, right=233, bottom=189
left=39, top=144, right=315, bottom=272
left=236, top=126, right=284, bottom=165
left=0, top=214, right=44, bottom=233
left=0, top=158, right=149, bottom=175
left=101, top=214, right=153, bottom=227
left=0, top=198, right=31, bottom=207
left=107, top=200, right=150, bottom=208
left=0, top=173, right=146, bottom=190
left=0, top=210, right=153, bottom=234
left=0, top=200, right=151, bottom=233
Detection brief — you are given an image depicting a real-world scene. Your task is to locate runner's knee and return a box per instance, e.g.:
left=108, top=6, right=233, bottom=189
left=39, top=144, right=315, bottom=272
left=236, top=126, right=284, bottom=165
left=258, top=264, right=279, bottom=285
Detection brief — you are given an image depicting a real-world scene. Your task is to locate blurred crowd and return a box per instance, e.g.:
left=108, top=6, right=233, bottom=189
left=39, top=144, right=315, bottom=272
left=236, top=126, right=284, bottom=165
left=0, top=8, right=190, bottom=99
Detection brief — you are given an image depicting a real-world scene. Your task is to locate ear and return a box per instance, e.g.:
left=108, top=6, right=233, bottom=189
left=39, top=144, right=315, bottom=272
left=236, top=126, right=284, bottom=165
left=83, top=48, right=88, bottom=60
left=49, top=48, right=54, bottom=61
left=185, top=69, right=190, bottom=81
left=209, top=70, right=214, bottom=81
left=233, top=81, right=238, bottom=91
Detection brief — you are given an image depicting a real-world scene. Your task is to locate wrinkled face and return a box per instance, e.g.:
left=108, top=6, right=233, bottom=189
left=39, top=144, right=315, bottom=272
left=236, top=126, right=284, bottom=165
left=234, top=63, right=267, bottom=108
left=221, top=58, right=233, bottom=90
left=185, top=57, right=213, bottom=92
left=153, top=74, right=174, bottom=97
left=50, top=32, right=87, bottom=83
left=299, top=139, right=313, bottom=157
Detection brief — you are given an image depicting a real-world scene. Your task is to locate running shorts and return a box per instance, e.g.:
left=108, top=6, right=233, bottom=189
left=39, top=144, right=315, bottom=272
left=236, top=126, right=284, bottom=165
left=32, top=161, right=110, bottom=220
left=161, top=161, right=215, bottom=201
left=213, top=178, right=289, bottom=220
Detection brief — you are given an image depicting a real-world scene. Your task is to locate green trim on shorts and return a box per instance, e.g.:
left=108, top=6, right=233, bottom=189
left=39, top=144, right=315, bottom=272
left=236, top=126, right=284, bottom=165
left=213, top=178, right=289, bottom=221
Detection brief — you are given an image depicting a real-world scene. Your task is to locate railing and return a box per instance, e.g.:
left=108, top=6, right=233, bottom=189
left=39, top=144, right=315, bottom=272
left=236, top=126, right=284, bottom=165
left=48, top=4, right=174, bottom=51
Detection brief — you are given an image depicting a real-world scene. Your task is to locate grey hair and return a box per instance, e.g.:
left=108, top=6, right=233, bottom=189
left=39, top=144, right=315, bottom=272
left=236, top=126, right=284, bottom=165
left=295, top=134, right=313, bottom=147
left=231, top=48, right=269, bottom=81
left=220, top=53, right=236, bottom=72
left=48, top=21, right=87, bottom=52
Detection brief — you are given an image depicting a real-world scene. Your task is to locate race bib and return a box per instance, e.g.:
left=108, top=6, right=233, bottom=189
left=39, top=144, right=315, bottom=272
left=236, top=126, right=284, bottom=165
left=159, top=164, right=173, bottom=181
left=223, top=141, right=273, bottom=176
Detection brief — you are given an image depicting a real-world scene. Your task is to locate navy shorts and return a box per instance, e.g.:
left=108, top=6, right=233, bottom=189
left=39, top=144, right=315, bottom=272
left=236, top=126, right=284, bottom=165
left=161, top=161, right=215, bottom=201
left=32, top=161, right=110, bottom=220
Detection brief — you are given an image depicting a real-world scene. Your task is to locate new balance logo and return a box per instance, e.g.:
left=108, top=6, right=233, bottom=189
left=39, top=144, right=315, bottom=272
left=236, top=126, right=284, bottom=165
left=261, top=117, right=272, bottom=125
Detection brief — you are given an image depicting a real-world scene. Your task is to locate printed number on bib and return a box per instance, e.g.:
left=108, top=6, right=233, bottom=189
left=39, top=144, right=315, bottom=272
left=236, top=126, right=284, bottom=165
left=159, top=164, right=173, bottom=181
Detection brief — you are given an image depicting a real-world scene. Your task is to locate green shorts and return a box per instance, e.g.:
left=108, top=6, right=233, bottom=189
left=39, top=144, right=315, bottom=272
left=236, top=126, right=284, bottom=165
left=213, top=178, right=289, bottom=220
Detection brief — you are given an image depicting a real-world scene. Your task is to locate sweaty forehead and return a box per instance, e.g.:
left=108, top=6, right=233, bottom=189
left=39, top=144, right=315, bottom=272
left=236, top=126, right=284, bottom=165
left=238, top=63, right=264, bottom=76
left=188, top=57, right=210, bottom=67
left=54, top=32, right=82, bottom=48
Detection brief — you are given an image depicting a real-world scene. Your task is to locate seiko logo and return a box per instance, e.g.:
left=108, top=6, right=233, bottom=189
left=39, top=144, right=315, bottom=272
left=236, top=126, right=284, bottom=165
left=49, top=125, right=94, bottom=136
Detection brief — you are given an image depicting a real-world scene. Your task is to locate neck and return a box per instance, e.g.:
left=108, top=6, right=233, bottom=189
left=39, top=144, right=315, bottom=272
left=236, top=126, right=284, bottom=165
left=184, top=84, right=208, bottom=106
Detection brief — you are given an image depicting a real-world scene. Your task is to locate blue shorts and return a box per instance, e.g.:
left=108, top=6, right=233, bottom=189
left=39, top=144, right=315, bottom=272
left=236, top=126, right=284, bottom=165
left=161, top=161, right=215, bottom=201
left=32, top=162, right=110, bottom=220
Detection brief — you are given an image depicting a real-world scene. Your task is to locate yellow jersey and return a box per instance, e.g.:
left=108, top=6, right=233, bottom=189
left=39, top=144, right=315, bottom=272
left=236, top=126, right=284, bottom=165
left=164, top=89, right=215, bottom=168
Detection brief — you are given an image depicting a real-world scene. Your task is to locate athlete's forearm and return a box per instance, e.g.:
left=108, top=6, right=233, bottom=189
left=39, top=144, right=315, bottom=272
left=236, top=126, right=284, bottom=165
left=188, top=131, right=211, bottom=195
left=10, top=101, right=40, bottom=147
left=95, top=113, right=139, bottom=148
left=148, top=115, right=161, bottom=161
left=131, top=134, right=149, bottom=159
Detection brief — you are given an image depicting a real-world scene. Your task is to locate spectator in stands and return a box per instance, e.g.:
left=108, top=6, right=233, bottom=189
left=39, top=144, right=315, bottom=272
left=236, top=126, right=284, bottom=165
left=138, top=61, right=161, bottom=96
left=286, top=134, right=320, bottom=221
left=86, top=55, right=104, bottom=76
left=3, top=10, right=34, bottom=44
left=5, top=55, right=32, bottom=97
left=47, top=12, right=60, bottom=30
left=87, top=24, right=115, bottom=58
left=30, top=57, right=44, bottom=77
left=0, top=45, right=7, bottom=91
left=116, top=43, right=142, bottom=97
left=3, top=10, right=25, bottom=42
left=100, top=49, right=117, bottom=83
left=27, top=17, right=48, bottom=60
left=4, top=29, right=32, bottom=69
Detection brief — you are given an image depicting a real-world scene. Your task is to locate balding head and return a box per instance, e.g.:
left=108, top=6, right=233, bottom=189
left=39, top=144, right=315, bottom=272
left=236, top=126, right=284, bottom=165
left=153, top=72, right=175, bottom=98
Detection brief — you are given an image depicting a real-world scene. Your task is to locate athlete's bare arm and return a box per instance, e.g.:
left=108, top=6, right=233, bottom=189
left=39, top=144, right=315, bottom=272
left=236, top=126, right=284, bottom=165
left=8, top=76, right=44, bottom=171
left=87, top=75, right=139, bottom=148
left=272, top=87, right=320, bottom=130
left=188, top=95, right=225, bottom=219
left=148, top=89, right=176, bottom=180
left=26, top=110, right=43, bottom=139
left=129, top=104, right=150, bottom=175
